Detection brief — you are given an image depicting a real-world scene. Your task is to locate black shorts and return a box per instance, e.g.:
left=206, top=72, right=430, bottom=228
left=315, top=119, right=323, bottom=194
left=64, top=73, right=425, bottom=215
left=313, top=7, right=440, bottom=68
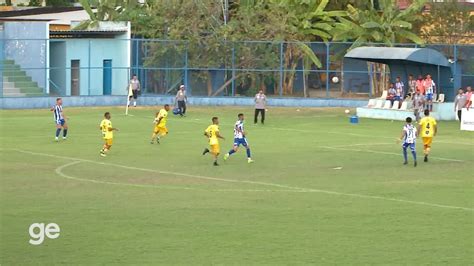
left=131, top=90, right=138, bottom=99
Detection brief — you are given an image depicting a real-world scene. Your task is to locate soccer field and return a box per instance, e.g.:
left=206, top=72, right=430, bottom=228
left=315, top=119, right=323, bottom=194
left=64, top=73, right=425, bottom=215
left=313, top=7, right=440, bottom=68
left=1, top=106, right=473, bottom=265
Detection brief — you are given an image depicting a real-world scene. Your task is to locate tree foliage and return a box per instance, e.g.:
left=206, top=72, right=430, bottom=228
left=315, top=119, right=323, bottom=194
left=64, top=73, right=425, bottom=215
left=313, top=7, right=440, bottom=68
left=421, top=0, right=474, bottom=45
left=77, top=0, right=429, bottom=95
left=75, top=0, right=141, bottom=30
left=333, top=0, right=426, bottom=48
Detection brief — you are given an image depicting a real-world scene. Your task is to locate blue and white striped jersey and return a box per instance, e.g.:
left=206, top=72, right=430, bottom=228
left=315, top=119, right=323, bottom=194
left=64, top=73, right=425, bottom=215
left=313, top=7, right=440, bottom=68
left=424, top=79, right=436, bottom=94
left=53, top=105, right=63, bottom=121
left=234, top=120, right=244, bottom=139
left=403, top=124, right=417, bottom=144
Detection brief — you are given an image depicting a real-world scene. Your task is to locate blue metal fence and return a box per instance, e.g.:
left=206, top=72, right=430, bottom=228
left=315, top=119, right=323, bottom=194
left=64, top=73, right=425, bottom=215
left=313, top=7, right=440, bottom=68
left=1, top=38, right=473, bottom=100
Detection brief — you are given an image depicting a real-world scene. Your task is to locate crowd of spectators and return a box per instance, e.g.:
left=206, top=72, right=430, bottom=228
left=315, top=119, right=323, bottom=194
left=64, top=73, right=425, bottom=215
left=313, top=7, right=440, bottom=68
left=383, top=74, right=472, bottom=122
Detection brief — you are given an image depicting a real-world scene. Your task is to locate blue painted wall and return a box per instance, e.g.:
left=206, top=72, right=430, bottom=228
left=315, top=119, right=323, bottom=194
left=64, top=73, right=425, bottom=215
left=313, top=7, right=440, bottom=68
left=0, top=96, right=367, bottom=109
left=57, top=38, right=129, bottom=96
left=49, top=41, right=67, bottom=94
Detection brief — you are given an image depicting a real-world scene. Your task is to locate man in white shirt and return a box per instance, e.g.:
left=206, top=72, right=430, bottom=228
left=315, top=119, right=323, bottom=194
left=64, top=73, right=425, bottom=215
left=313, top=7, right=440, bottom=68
left=127, top=75, right=140, bottom=107
left=254, top=90, right=266, bottom=124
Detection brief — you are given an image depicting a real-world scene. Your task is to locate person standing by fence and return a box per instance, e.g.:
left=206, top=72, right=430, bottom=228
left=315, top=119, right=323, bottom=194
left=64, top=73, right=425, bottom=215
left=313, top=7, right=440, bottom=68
left=423, top=74, right=436, bottom=112
left=465, top=86, right=472, bottom=110
left=454, top=88, right=467, bottom=121
left=412, top=91, right=425, bottom=122
left=395, top=76, right=404, bottom=102
left=175, top=85, right=187, bottom=117
left=254, top=90, right=266, bottom=125
left=407, top=74, right=416, bottom=99
left=127, top=74, right=140, bottom=107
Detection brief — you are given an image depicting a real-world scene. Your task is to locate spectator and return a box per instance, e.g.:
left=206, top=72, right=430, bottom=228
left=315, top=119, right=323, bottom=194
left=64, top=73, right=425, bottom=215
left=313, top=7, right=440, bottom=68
left=254, top=89, right=267, bottom=124
left=127, top=74, right=140, bottom=107
left=454, top=88, right=467, bottom=121
left=416, top=75, right=425, bottom=95
left=423, top=74, right=436, bottom=111
left=412, top=90, right=425, bottom=122
left=407, top=74, right=416, bottom=99
left=395, top=76, right=404, bottom=102
left=387, top=83, right=397, bottom=105
left=465, top=86, right=472, bottom=109
left=175, top=85, right=187, bottom=117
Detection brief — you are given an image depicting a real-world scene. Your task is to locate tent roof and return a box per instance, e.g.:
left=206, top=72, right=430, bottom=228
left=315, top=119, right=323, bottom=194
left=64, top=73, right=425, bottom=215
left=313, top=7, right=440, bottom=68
left=344, top=47, right=450, bottom=67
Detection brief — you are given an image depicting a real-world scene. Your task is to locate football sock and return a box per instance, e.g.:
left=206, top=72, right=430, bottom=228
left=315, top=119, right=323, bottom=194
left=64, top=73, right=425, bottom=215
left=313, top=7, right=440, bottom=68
left=411, top=151, right=417, bottom=161
left=55, top=128, right=61, bottom=137
left=63, top=129, right=68, bottom=137
left=403, top=148, right=408, bottom=162
left=246, top=148, right=251, bottom=158
left=228, top=149, right=235, bottom=155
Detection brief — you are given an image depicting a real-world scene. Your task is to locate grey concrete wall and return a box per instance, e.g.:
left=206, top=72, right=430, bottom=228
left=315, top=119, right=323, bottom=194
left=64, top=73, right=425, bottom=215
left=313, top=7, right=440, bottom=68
left=0, top=96, right=367, bottom=109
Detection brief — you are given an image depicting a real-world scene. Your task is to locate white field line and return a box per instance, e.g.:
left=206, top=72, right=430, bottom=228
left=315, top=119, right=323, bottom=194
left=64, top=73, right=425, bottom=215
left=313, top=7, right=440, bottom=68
left=170, top=117, right=474, bottom=146
left=0, top=130, right=194, bottom=140
left=55, top=161, right=296, bottom=193
left=322, top=146, right=465, bottom=162
left=6, top=149, right=473, bottom=212
left=328, top=142, right=394, bottom=148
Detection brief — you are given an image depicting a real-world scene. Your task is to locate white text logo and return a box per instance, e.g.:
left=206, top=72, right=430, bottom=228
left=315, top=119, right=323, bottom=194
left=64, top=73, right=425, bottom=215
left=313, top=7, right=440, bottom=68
left=28, top=223, right=60, bottom=245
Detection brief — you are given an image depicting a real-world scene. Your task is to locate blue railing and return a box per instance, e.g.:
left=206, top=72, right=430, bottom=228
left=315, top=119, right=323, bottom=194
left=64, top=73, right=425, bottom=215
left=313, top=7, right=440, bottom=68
left=0, top=39, right=472, bottom=99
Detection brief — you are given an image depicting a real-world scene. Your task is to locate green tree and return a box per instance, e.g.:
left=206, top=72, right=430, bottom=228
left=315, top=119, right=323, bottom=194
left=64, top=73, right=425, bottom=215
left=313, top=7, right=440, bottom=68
left=421, top=0, right=473, bottom=45
left=28, top=0, right=42, bottom=6
left=131, top=0, right=227, bottom=96
left=270, top=0, right=347, bottom=95
left=75, top=0, right=141, bottom=29
left=333, top=0, right=426, bottom=48
left=46, top=0, right=73, bottom=6
left=332, top=0, right=426, bottom=96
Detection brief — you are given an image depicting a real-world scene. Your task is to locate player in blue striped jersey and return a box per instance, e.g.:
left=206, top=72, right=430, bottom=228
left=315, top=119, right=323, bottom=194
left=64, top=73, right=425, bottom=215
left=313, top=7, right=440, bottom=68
left=50, top=97, right=68, bottom=141
left=399, top=117, right=417, bottom=167
left=224, top=113, right=254, bottom=163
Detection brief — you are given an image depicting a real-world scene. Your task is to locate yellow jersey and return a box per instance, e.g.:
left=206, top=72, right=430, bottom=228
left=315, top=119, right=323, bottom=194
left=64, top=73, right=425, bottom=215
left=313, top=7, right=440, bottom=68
left=100, top=119, right=113, bottom=139
left=419, top=116, right=437, bottom=138
left=205, top=124, right=220, bottom=145
left=155, top=109, right=168, bottom=127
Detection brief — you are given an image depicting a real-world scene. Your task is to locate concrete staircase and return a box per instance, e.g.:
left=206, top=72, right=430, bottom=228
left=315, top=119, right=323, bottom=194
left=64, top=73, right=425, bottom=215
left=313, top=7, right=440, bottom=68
left=1, top=59, right=44, bottom=97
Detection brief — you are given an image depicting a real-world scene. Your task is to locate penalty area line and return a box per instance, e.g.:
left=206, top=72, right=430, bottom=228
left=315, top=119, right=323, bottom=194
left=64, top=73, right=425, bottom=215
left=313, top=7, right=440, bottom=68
left=6, top=149, right=473, bottom=212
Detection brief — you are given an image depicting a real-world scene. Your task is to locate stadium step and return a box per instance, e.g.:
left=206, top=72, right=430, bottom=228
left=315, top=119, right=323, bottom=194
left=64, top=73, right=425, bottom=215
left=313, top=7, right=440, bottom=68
left=1, top=60, right=44, bottom=97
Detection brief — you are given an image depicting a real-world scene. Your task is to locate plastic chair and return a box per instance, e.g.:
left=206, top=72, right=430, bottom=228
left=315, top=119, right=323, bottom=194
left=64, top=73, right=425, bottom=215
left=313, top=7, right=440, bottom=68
left=374, top=99, right=384, bottom=109
left=391, top=101, right=399, bottom=110
left=367, top=99, right=376, bottom=108
left=438, top=94, right=445, bottom=103
left=383, top=100, right=392, bottom=109
left=399, top=101, right=408, bottom=110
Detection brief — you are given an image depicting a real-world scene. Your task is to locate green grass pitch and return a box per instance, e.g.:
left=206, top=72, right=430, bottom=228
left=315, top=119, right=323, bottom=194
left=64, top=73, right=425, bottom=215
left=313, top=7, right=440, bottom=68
left=1, top=106, right=473, bottom=264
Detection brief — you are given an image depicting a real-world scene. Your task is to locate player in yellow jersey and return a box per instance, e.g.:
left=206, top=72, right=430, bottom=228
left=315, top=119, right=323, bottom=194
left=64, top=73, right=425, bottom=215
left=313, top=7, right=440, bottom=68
left=417, top=109, right=437, bottom=162
left=202, top=117, right=225, bottom=166
left=150, top=104, right=170, bottom=144
left=99, top=112, right=119, bottom=157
